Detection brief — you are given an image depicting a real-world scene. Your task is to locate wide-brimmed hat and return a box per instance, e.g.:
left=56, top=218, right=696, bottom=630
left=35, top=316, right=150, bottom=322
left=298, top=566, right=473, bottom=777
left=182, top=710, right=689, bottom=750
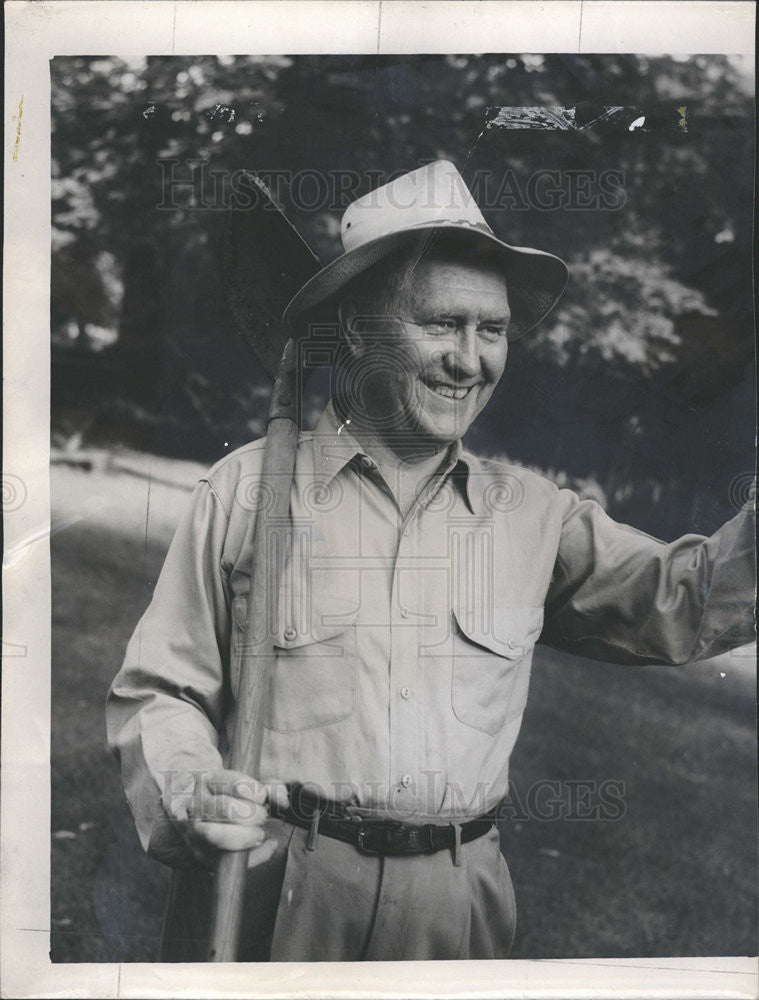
left=282, top=160, right=568, bottom=340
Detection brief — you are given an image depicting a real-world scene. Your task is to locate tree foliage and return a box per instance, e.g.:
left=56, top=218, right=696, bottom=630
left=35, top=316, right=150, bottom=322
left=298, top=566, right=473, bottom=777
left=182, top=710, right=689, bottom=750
left=51, top=53, right=754, bottom=533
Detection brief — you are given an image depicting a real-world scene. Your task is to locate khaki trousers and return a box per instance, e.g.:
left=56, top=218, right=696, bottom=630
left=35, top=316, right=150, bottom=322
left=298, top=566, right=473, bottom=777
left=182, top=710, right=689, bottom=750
left=159, top=819, right=516, bottom=962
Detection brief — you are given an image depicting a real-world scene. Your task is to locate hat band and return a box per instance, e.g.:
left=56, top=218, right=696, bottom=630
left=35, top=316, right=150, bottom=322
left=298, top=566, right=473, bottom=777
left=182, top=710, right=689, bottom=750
left=345, top=217, right=494, bottom=252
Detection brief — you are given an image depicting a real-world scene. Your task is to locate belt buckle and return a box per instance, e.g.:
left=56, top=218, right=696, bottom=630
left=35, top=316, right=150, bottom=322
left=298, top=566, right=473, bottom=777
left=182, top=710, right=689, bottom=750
left=356, top=819, right=412, bottom=856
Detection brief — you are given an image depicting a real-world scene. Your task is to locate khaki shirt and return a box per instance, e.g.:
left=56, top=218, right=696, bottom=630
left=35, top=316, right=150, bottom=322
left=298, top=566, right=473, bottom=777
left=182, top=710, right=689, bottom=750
left=106, top=401, right=755, bottom=865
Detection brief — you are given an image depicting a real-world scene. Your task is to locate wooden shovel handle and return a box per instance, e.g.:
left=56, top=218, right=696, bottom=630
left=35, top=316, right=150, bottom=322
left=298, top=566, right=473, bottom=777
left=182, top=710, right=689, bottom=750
left=208, top=341, right=298, bottom=962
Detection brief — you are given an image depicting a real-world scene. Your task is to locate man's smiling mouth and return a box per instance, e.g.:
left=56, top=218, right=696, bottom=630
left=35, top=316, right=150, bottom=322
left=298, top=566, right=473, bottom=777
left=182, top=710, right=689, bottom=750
left=419, top=378, right=476, bottom=401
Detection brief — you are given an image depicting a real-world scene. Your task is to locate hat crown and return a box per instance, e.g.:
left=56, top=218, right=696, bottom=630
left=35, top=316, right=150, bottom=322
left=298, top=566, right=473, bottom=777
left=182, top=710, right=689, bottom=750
left=341, top=160, right=491, bottom=252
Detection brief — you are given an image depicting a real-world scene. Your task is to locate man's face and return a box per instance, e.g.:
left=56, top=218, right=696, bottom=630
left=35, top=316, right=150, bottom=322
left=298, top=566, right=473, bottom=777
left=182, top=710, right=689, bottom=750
left=344, top=254, right=511, bottom=451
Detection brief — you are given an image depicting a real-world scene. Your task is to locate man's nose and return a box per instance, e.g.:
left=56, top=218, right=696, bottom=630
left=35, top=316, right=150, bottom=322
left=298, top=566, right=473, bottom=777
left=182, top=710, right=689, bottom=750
left=447, top=327, right=480, bottom=377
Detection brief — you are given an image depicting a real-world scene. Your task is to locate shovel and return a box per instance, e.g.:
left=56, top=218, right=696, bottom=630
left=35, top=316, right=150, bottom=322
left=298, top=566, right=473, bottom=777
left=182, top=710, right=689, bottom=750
left=208, top=174, right=321, bottom=961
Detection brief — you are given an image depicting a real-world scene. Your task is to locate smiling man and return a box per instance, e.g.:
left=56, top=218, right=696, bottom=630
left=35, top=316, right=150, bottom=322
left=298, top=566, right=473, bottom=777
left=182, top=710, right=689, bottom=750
left=333, top=244, right=513, bottom=514
left=106, top=161, right=755, bottom=962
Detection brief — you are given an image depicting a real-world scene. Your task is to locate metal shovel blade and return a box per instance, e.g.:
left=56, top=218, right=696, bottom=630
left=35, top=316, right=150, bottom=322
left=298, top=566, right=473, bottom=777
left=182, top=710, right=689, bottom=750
left=222, top=172, right=322, bottom=382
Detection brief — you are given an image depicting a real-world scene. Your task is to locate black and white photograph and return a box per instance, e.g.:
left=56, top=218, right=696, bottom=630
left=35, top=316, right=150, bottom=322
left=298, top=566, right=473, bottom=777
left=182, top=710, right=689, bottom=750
left=2, top=2, right=757, bottom=997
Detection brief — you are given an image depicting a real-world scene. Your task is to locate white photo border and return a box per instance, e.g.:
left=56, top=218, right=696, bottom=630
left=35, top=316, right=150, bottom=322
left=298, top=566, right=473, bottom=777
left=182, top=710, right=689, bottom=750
left=2, top=1, right=757, bottom=997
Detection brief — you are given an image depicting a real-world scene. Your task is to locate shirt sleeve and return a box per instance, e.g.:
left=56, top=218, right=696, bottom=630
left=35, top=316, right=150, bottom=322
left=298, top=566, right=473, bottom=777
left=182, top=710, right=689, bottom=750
left=105, top=480, right=232, bottom=867
left=542, top=491, right=756, bottom=665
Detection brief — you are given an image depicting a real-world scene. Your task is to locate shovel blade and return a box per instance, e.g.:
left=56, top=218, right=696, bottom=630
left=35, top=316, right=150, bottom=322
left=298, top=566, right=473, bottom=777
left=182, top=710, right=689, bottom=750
left=222, top=173, right=322, bottom=382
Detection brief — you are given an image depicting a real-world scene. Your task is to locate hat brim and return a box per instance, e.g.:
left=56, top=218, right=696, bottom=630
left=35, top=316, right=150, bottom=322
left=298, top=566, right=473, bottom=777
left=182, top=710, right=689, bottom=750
left=282, top=223, right=568, bottom=340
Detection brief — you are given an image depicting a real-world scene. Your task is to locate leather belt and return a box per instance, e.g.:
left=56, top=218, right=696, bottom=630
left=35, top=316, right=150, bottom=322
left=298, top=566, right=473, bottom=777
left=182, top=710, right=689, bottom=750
left=269, top=783, right=497, bottom=857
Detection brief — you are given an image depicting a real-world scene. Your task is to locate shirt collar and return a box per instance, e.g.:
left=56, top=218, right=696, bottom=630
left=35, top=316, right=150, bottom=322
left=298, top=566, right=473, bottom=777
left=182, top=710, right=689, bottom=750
left=454, top=448, right=486, bottom=515
left=310, top=400, right=367, bottom=489
left=310, top=399, right=484, bottom=515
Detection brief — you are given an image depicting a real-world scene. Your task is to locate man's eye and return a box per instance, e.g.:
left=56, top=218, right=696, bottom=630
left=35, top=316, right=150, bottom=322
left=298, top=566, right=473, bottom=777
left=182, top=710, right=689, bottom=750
left=424, top=319, right=457, bottom=334
left=479, top=325, right=507, bottom=341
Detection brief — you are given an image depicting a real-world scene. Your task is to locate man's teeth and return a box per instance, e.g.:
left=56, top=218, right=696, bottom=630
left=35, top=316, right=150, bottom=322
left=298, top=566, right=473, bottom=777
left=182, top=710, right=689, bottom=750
left=427, top=383, right=471, bottom=400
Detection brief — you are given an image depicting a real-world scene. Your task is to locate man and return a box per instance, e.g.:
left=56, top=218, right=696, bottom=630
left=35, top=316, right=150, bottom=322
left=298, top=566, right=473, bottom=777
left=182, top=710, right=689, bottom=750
left=106, top=161, right=755, bottom=962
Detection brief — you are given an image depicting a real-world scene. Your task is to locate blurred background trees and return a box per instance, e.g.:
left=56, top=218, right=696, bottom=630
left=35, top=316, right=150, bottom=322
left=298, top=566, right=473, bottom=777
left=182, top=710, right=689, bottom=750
left=51, top=53, right=755, bottom=536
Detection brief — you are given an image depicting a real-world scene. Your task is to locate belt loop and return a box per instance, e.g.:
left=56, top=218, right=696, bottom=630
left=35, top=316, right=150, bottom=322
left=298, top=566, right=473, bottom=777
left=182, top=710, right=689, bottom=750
left=451, top=822, right=463, bottom=867
left=307, top=810, right=321, bottom=852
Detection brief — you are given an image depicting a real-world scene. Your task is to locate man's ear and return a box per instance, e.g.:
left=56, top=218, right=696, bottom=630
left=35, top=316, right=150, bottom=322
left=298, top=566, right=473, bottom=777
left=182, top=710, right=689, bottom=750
left=337, top=298, right=364, bottom=360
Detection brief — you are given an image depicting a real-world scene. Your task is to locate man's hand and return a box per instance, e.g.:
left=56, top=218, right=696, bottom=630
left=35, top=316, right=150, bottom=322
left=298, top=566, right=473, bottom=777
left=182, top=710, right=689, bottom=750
left=163, top=769, right=289, bottom=870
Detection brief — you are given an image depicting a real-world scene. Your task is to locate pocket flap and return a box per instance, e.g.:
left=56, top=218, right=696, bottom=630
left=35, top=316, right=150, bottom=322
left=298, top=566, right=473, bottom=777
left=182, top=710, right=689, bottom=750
left=232, top=592, right=357, bottom=648
left=272, top=618, right=352, bottom=650
left=452, top=604, right=544, bottom=658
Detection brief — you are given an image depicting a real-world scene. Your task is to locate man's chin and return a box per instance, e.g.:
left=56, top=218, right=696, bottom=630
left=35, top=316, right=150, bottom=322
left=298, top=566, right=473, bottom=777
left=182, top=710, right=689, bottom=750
left=414, top=388, right=482, bottom=442
left=415, top=417, right=470, bottom=448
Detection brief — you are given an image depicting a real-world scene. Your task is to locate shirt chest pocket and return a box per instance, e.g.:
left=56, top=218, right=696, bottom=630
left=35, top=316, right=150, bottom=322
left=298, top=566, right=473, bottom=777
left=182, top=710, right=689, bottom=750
left=450, top=604, right=544, bottom=736
left=231, top=594, right=358, bottom=733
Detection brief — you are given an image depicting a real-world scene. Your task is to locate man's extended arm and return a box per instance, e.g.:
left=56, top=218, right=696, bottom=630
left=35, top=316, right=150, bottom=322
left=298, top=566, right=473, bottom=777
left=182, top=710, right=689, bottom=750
left=542, top=493, right=755, bottom=665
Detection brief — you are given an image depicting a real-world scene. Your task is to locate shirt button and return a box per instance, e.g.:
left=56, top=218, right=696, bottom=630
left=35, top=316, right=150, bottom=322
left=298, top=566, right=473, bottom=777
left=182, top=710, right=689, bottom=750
left=400, top=607, right=409, bottom=619
left=403, top=527, right=410, bottom=537
left=400, top=686, right=411, bottom=700
left=400, top=774, right=412, bottom=788
left=361, top=456, right=373, bottom=470
left=284, top=626, right=297, bottom=641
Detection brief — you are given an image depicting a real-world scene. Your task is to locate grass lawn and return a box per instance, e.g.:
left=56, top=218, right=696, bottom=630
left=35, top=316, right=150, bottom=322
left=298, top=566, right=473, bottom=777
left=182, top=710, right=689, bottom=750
left=50, top=459, right=757, bottom=962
